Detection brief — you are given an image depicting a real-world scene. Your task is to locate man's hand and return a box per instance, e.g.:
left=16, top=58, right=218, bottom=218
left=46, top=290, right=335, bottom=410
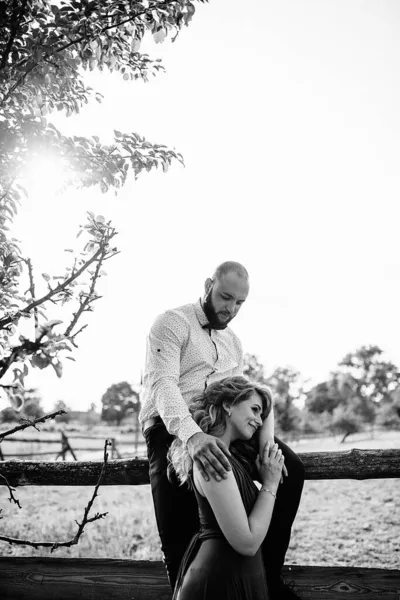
left=187, top=432, right=232, bottom=482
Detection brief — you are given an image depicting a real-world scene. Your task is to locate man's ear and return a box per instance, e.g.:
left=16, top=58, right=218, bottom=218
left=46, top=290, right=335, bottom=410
left=204, top=277, right=213, bottom=294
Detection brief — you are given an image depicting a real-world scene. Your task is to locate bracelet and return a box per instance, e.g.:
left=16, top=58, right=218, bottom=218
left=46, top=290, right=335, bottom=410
left=259, top=486, right=276, bottom=498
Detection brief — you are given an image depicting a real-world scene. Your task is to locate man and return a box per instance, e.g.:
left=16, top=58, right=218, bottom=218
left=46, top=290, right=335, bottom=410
left=139, top=261, right=304, bottom=599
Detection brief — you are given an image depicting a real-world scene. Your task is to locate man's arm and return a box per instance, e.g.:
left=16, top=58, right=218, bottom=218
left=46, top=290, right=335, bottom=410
left=146, top=310, right=201, bottom=444
left=146, top=311, right=232, bottom=480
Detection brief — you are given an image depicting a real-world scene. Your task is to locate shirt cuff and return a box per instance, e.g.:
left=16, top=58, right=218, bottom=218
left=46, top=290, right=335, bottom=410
left=178, top=416, right=203, bottom=446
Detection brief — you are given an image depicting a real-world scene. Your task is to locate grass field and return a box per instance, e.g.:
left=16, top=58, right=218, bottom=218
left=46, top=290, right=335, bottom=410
left=0, top=428, right=399, bottom=570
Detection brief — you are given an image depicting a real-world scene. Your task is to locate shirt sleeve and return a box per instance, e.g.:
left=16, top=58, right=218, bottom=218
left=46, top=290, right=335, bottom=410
left=145, top=310, right=202, bottom=444
left=231, top=332, right=244, bottom=376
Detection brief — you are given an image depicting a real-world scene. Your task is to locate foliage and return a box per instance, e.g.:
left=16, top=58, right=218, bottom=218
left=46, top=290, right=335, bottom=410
left=52, top=399, right=71, bottom=422
left=1, top=387, right=44, bottom=422
left=0, top=213, right=120, bottom=405
left=101, top=380, right=140, bottom=425
left=243, top=355, right=303, bottom=434
left=305, top=346, right=400, bottom=435
left=301, top=409, right=333, bottom=435
left=376, top=386, right=400, bottom=430
left=0, top=0, right=204, bottom=408
left=264, top=366, right=303, bottom=434
left=304, top=378, right=343, bottom=415
left=331, top=403, right=362, bottom=443
left=338, top=345, right=400, bottom=406
left=0, top=406, right=19, bottom=423
left=243, top=353, right=265, bottom=382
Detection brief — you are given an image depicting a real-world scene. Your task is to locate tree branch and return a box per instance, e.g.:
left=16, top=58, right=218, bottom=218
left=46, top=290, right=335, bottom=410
left=0, top=474, right=21, bottom=510
left=0, top=439, right=111, bottom=550
left=0, top=410, right=66, bottom=443
left=52, top=0, right=181, bottom=55
left=0, top=245, right=104, bottom=331
left=23, top=258, right=39, bottom=334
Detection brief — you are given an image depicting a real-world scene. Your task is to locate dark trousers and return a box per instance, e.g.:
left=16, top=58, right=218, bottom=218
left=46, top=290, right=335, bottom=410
left=144, top=418, right=305, bottom=591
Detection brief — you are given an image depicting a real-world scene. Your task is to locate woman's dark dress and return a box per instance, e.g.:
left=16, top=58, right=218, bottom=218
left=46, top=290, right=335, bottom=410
left=172, top=454, right=270, bottom=600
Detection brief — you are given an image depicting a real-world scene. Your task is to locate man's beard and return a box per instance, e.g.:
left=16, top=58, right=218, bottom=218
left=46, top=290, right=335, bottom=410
left=202, top=288, right=233, bottom=330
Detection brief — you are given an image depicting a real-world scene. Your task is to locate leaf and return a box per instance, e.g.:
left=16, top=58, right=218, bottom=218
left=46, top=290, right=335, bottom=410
left=131, top=39, right=141, bottom=52
left=42, top=273, right=51, bottom=281
left=44, top=320, right=63, bottom=329
left=153, top=29, right=167, bottom=44
left=52, top=361, right=63, bottom=378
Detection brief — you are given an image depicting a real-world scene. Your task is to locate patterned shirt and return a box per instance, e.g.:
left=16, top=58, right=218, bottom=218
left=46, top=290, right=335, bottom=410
left=139, top=299, right=244, bottom=444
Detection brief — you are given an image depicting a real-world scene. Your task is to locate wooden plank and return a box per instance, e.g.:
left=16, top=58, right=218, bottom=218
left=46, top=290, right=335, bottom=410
left=0, top=558, right=399, bottom=600
left=1, top=448, right=400, bottom=487
left=286, top=565, right=400, bottom=599
left=1, top=438, right=61, bottom=444
left=2, top=451, right=59, bottom=458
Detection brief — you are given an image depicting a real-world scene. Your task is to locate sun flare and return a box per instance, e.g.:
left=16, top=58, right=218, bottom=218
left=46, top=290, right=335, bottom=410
left=22, top=156, right=69, bottom=202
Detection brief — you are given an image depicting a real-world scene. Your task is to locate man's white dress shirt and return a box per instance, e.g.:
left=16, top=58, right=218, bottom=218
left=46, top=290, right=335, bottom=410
left=139, top=299, right=244, bottom=444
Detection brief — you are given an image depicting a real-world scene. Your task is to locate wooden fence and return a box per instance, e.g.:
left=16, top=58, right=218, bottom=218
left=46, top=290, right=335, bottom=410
left=1, top=448, right=400, bottom=599
left=0, top=431, right=146, bottom=461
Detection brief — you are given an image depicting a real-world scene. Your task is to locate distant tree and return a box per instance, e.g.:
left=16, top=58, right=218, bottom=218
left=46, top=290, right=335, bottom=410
left=0, top=0, right=202, bottom=411
left=376, top=386, right=400, bottom=430
left=338, top=345, right=400, bottom=407
left=101, top=381, right=140, bottom=425
left=19, top=387, right=44, bottom=419
left=304, top=378, right=343, bottom=415
left=305, top=371, right=376, bottom=440
left=301, top=409, right=333, bottom=435
left=0, top=406, right=18, bottom=423
left=243, top=356, right=303, bottom=434
left=331, top=403, right=360, bottom=443
left=243, top=353, right=265, bottom=382
left=264, top=367, right=303, bottom=434
left=52, top=399, right=71, bottom=423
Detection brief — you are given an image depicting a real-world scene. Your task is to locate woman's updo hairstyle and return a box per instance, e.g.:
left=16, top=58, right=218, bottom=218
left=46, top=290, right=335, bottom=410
left=168, top=376, right=273, bottom=485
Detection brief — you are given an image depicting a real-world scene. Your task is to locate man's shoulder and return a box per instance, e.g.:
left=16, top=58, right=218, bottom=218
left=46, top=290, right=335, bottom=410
left=152, top=303, right=194, bottom=329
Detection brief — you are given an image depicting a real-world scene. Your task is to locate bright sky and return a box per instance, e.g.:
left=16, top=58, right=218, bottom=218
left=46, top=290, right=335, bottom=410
left=8, top=0, right=400, bottom=411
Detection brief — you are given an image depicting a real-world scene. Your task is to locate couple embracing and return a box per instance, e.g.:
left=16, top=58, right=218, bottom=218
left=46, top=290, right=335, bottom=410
left=139, top=261, right=305, bottom=600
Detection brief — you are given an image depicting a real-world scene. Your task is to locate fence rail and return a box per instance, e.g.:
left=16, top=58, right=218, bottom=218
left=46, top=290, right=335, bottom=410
left=1, top=448, right=399, bottom=487
left=1, top=448, right=399, bottom=600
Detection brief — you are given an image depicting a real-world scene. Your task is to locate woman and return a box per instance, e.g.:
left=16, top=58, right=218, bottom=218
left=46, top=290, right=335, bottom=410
left=168, top=376, right=285, bottom=600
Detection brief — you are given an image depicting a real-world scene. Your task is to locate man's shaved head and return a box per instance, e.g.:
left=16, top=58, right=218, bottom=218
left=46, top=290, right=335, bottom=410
left=212, top=261, right=249, bottom=283
left=202, top=262, right=250, bottom=330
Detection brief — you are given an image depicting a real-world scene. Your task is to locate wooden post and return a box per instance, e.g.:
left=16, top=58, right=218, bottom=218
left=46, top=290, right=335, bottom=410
left=109, top=438, right=121, bottom=459
left=64, top=434, right=78, bottom=461
left=55, top=432, right=68, bottom=462
left=0, top=444, right=4, bottom=460
left=112, top=439, right=122, bottom=459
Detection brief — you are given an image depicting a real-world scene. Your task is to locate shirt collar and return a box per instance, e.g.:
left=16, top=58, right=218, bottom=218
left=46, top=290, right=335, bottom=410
left=194, top=298, right=209, bottom=328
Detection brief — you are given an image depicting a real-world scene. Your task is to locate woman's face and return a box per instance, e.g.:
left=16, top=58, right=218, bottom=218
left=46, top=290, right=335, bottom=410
left=228, top=391, right=264, bottom=441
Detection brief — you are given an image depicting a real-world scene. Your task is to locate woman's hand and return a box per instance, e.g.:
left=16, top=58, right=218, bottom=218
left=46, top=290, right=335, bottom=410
left=257, top=441, right=284, bottom=491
